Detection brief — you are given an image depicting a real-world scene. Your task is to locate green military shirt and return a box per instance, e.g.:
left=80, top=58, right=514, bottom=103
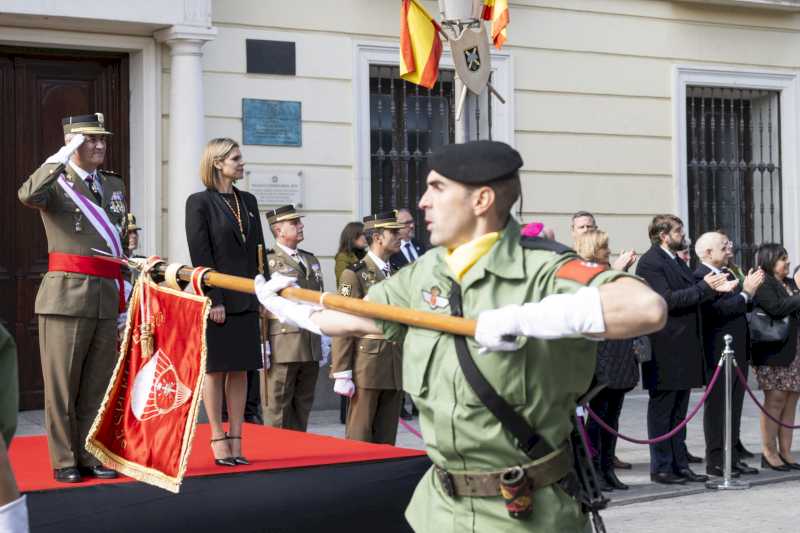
left=367, top=218, right=633, bottom=533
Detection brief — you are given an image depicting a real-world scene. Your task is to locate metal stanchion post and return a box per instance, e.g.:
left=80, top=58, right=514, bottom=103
left=707, top=334, right=749, bottom=490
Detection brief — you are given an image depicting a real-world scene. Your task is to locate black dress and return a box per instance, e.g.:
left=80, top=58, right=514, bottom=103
left=185, top=187, right=265, bottom=373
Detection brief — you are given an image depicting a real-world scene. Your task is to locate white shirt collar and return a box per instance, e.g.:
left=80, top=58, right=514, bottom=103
left=702, top=261, right=723, bottom=275
left=367, top=250, right=389, bottom=273
left=400, top=239, right=412, bottom=247
left=660, top=245, right=676, bottom=260
left=69, top=160, right=95, bottom=181
left=276, top=241, right=299, bottom=258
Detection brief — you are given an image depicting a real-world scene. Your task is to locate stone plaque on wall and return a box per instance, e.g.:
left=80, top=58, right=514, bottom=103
left=248, top=170, right=304, bottom=208
left=242, top=98, right=301, bottom=146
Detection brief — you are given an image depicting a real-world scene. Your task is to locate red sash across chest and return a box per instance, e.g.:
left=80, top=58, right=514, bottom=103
left=48, top=252, right=125, bottom=312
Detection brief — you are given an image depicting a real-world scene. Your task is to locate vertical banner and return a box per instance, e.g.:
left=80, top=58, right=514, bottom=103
left=86, top=277, right=210, bottom=493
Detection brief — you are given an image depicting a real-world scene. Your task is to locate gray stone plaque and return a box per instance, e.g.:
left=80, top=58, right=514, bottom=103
left=242, top=98, right=302, bottom=146
left=248, top=170, right=303, bottom=208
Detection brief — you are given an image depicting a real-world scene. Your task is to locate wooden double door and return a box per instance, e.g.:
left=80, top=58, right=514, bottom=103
left=0, top=47, right=130, bottom=410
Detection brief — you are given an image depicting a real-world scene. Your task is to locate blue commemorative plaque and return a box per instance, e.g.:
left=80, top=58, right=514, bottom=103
left=242, top=98, right=302, bottom=146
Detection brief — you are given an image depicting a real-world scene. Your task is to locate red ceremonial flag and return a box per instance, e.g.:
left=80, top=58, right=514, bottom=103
left=481, top=0, right=495, bottom=21
left=399, top=0, right=443, bottom=89
left=86, top=272, right=210, bottom=493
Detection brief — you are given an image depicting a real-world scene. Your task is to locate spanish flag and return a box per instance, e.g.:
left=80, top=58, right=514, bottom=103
left=489, top=0, right=509, bottom=49
left=400, top=0, right=442, bottom=89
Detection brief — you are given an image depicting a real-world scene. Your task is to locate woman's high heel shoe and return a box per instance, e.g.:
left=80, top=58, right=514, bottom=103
left=211, top=436, right=236, bottom=467
left=761, top=455, right=791, bottom=472
left=226, top=434, right=250, bottom=466
left=778, top=454, right=800, bottom=471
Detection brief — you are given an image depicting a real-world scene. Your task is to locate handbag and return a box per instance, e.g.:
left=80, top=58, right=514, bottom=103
left=748, top=307, right=790, bottom=344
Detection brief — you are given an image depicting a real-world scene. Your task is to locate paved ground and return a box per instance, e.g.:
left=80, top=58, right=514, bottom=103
left=15, top=386, right=800, bottom=530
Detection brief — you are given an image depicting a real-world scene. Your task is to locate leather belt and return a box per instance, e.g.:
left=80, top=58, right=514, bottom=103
left=359, top=334, right=386, bottom=340
left=433, top=445, right=572, bottom=498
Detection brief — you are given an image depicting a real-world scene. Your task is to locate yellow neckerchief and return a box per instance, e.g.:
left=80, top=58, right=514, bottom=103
left=445, top=231, right=501, bottom=281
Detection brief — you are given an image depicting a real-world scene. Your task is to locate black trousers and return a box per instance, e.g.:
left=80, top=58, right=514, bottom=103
left=585, top=387, right=628, bottom=471
left=704, top=361, right=748, bottom=467
left=647, top=389, right=690, bottom=474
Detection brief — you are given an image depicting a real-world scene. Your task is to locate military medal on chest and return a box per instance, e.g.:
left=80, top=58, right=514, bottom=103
left=73, top=208, right=83, bottom=233
left=110, top=190, right=126, bottom=215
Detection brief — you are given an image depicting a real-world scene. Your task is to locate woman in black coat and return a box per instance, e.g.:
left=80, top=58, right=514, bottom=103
left=575, top=230, right=640, bottom=491
left=186, top=138, right=265, bottom=467
left=752, top=243, right=800, bottom=471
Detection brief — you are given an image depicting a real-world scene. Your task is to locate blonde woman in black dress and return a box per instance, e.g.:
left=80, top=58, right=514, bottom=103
left=186, top=138, right=265, bottom=466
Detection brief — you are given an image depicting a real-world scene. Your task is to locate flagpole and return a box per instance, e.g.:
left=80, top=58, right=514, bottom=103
left=99, top=256, right=478, bottom=337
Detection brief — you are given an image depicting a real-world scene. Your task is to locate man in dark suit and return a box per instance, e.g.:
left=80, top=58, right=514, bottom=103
left=694, top=231, right=763, bottom=477
left=389, top=208, right=427, bottom=271
left=388, top=208, right=426, bottom=419
left=636, top=215, right=731, bottom=485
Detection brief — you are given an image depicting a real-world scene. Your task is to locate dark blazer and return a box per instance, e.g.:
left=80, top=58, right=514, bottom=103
left=390, top=239, right=427, bottom=271
left=636, top=245, right=716, bottom=390
left=185, top=187, right=265, bottom=313
left=694, top=263, right=751, bottom=369
left=752, top=275, right=800, bottom=367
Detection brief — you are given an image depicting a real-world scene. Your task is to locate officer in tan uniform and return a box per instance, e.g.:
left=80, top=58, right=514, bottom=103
left=262, top=205, right=325, bottom=431
left=331, top=211, right=404, bottom=444
left=18, top=113, right=125, bottom=483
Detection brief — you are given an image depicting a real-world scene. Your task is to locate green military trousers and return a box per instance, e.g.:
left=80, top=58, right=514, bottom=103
left=39, top=315, right=117, bottom=469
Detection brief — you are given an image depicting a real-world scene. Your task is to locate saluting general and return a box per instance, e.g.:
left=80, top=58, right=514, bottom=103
left=18, top=113, right=124, bottom=483
left=254, top=140, right=666, bottom=532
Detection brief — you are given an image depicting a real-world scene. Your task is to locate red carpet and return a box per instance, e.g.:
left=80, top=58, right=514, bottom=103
left=9, top=423, right=425, bottom=492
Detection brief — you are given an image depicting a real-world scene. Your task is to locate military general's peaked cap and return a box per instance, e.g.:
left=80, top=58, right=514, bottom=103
left=429, top=140, right=522, bottom=185
left=363, top=210, right=406, bottom=231
left=266, top=204, right=303, bottom=225
left=62, top=113, right=113, bottom=135
left=126, top=213, right=141, bottom=232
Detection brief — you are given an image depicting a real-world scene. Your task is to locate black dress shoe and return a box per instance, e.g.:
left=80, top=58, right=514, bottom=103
left=685, top=451, right=703, bottom=464
left=80, top=465, right=118, bottom=479
left=54, top=467, right=82, bottom=483
left=735, top=441, right=755, bottom=459
left=760, top=456, right=790, bottom=472
left=735, top=461, right=759, bottom=475
left=650, top=472, right=686, bottom=485
left=603, top=470, right=629, bottom=490
left=706, top=464, right=740, bottom=478
left=778, top=454, right=800, bottom=470
left=676, top=468, right=709, bottom=482
left=613, top=456, right=633, bottom=470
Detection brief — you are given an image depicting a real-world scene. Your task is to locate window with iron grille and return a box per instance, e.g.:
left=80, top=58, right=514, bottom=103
left=686, top=87, right=782, bottom=269
left=369, top=66, right=456, bottom=244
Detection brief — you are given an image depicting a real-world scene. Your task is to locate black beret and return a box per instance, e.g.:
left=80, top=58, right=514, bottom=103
left=428, top=140, right=523, bottom=185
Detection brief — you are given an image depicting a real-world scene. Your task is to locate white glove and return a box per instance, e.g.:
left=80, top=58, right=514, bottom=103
left=319, top=335, right=332, bottom=367
left=0, top=495, right=29, bottom=533
left=475, top=287, right=606, bottom=352
left=332, top=370, right=355, bottom=398
left=254, top=274, right=322, bottom=335
left=45, top=134, right=85, bottom=165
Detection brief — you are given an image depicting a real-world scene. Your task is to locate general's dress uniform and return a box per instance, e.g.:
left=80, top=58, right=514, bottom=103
left=17, top=114, right=126, bottom=472
left=331, top=213, right=405, bottom=444
left=365, top=143, right=635, bottom=532
left=262, top=206, right=323, bottom=431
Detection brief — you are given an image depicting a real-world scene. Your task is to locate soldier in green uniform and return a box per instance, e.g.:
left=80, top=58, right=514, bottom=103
left=262, top=205, right=325, bottom=431
left=18, top=113, right=124, bottom=483
left=255, top=141, right=666, bottom=532
left=331, top=211, right=405, bottom=444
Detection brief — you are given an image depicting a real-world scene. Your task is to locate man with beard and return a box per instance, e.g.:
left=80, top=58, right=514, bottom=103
left=636, top=215, right=732, bottom=485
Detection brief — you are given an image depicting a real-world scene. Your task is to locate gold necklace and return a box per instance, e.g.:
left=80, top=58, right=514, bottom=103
left=221, top=192, right=245, bottom=240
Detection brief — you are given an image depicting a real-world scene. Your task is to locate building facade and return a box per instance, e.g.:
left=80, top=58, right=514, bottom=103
left=4, top=0, right=800, bottom=408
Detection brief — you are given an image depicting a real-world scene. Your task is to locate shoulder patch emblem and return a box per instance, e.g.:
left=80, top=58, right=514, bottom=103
left=339, top=283, right=352, bottom=297
left=556, top=259, right=607, bottom=285
left=422, top=287, right=449, bottom=310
